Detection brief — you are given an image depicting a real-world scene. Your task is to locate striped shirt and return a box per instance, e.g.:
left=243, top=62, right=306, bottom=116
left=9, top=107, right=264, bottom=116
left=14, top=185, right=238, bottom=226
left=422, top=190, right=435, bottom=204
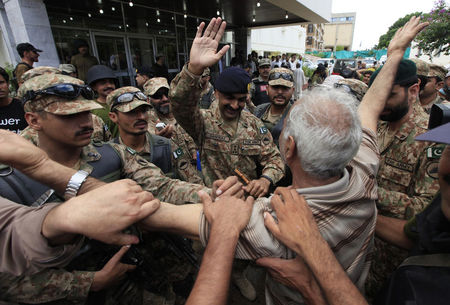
left=199, top=128, right=379, bottom=304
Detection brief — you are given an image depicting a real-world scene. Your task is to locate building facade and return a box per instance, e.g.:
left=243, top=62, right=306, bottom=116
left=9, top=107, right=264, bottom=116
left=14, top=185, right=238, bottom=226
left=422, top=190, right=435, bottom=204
left=303, top=23, right=324, bottom=52
left=0, top=0, right=331, bottom=85
left=323, top=12, right=356, bottom=51
left=251, top=25, right=306, bottom=56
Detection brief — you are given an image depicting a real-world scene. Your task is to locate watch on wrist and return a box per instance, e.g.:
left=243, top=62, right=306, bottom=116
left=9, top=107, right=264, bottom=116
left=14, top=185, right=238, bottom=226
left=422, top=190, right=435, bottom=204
left=64, top=170, right=89, bottom=199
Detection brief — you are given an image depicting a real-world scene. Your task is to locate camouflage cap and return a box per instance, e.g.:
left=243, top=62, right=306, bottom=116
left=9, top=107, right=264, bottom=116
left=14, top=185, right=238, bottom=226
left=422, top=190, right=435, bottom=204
left=202, top=67, right=211, bottom=77
left=258, top=58, right=271, bottom=67
left=337, top=78, right=368, bottom=102
left=428, top=64, right=447, bottom=80
left=410, top=58, right=430, bottom=76
left=268, top=67, right=294, bottom=88
left=20, top=66, right=62, bottom=85
left=143, top=77, right=170, bottom=96
left=106, top=86, right=150, bottom=112
left=59, top=64, right=77, bottom=74
left=20, top=74, right=102, bottom=114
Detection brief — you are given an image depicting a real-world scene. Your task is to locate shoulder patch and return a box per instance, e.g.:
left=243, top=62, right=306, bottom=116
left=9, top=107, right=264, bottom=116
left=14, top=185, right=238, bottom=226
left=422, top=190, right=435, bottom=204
left=173, top=148, right=184, bottom=159
left=427, top=147, right=443, bottom=159
left=426, top=161, right=439, bottom=179
left=260, top=126, right=268, bottom=134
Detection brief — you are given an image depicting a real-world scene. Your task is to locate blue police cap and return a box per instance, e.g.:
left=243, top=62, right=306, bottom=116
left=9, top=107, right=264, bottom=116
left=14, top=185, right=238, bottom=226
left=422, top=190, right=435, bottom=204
left=215, top=67, right=251, bottom=94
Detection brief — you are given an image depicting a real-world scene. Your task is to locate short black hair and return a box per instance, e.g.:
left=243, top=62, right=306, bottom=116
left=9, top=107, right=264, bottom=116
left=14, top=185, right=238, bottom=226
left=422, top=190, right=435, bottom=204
left=0, top=67, right=9, bottom=83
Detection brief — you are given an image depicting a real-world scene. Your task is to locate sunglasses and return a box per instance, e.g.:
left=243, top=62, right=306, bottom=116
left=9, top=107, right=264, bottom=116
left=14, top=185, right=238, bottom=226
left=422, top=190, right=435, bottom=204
left=269, top=72, right=293, bottom=82
left=151, top=89, right=169, bottom=100
left=112, top=91, right=147, bottom=109
left=22, top=83, right=94, bottom=104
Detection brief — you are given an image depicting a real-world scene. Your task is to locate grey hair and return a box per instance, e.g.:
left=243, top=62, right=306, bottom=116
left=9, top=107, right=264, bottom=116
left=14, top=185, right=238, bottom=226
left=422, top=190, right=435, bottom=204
left=283, top=86, right=362, bottom=179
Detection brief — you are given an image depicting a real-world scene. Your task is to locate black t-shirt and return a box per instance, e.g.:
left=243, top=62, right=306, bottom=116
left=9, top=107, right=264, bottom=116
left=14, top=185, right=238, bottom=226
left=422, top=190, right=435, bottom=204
left=0, top=98, right=28, bottom=134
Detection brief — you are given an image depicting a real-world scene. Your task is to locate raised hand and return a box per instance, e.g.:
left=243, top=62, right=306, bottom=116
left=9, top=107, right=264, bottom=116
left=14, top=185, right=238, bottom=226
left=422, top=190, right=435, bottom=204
left=387, top=15, right=428, bottom=56
left=188, top=18, right=230, bottom=75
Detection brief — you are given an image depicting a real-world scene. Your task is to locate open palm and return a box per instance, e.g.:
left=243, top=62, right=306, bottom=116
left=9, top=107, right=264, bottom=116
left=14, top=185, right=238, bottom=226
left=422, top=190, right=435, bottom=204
left=188, top=18, right=230, bottom=75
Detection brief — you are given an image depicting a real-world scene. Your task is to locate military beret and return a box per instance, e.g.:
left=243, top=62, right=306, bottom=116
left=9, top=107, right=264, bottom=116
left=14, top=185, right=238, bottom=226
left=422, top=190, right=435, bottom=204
left=215, top=67, right=251, bottom=94
left=369, top=59, right=417, bottom=87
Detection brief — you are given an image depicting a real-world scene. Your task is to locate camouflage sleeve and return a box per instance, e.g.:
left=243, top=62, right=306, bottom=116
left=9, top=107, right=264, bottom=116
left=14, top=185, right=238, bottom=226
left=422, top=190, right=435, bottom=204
left=245, top=97, right=256, bottom=114
left=91, top=114, right=112, bottom=142
left=170, top=140, right=204, bottom=185
left=169, top=65, right=205, bottom=147
left=0, top=269, right=94, bottom=303
left=110, top=143, right=210, bottom=204
left=255, top=120, right=285, bottom=184
left=249, top=81, right=256, bottom=103
left=377, top=144, right=443, bottom=219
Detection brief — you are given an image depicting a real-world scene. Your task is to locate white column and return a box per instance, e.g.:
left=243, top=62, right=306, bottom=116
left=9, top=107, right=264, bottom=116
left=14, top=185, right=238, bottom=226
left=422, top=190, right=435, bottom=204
left=3, top=0, right=59, bottom=67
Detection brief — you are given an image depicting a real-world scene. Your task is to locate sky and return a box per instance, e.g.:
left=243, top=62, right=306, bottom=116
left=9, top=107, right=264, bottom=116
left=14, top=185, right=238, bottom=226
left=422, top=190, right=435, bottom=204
left=331, top=0, right=439, bottom=50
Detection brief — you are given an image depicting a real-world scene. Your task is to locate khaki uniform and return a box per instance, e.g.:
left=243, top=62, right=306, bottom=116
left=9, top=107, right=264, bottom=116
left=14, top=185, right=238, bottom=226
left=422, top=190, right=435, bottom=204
left=20, top=113, right=112, bottom=144
left=117, top=132, right=203, bottom=185
left=147, top=110, right=198, bottom=164
left=366, top=103, right=443, bottom=299
left=170, top=66, right=285, bottom=187
left=14, top=63, right=32, bottom=85
left=70, top=53, right=99, bottom=82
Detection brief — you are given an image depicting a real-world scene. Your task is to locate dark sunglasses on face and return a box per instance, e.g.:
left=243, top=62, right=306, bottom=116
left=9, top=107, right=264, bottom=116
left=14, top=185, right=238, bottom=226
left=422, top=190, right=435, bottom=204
left=22, top=83, right=94, bottom=104
left=112, top=91, right=147, bottom=109
left=151, top=89, right=169, bottom=100
left=269, top=72, right=293, bottom=82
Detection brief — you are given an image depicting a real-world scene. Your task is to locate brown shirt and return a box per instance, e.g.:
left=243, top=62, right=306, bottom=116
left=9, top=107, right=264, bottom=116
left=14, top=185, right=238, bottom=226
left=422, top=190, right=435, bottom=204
left=0, top=197, right=83, bottom=276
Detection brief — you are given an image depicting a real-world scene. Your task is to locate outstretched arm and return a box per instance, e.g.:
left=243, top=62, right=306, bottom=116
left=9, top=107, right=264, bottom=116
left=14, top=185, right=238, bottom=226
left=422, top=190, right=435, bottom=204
left=358, top=16, right=428, bottom=133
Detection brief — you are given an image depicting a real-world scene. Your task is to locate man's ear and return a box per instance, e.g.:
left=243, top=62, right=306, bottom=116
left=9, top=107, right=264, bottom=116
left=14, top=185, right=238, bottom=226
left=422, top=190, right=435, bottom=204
left=408, top=83, right=420, bottom=101
left=108, top=111, right=118, bottom=123
left=25, top=112, right=43, bottom=131
left=285, top=135, right=297, bottom=160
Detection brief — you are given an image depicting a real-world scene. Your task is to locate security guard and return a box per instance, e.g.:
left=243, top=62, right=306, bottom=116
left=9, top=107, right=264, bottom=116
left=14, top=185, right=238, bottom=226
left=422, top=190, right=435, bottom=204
left=249, top=58, right=271, bottom=107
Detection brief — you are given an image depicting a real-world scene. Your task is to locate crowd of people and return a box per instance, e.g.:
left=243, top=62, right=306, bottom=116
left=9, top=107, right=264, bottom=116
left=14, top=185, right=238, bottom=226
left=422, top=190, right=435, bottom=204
left=0, top=15, right=449, bottom=305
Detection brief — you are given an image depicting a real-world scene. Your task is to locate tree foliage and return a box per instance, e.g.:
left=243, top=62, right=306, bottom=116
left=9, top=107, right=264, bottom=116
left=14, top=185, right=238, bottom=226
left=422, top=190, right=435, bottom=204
left=416, top=0, right=450, bottom=56
left=377, top=12, right=422, bottom=49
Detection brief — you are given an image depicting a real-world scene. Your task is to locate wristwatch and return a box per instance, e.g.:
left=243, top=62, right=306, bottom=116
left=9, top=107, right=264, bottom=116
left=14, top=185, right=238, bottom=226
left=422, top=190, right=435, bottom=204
left=64, top=170, right=89, bottom=199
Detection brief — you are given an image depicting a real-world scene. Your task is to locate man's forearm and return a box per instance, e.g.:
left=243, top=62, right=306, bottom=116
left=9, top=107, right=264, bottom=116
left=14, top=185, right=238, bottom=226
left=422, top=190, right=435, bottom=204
left=186, top=226, right=239, bottom=305
left=139, top=202, right=202, bottom=239
left=375, top=214, right=412, bottom=250
left=19, top=158, right=104, bottom=198
left=299, top=239, right=369, bottom=305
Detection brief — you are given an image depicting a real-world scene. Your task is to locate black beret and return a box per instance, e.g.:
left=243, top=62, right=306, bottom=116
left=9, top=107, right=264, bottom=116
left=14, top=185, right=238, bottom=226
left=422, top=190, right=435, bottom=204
left=215, top=67, right=251, bottom=94
left=369, top=59, right=417, bottom=87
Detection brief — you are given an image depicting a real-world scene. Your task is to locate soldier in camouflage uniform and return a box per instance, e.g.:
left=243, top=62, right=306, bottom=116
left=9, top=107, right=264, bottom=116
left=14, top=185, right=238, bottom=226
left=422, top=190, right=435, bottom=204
left=0, top=73, right=210, bottom=305
left=254, top=67, right=295, bottom=146
left=365, top=59, right=444, bottom=299
left=198, top=67, right=216, bottom=109
left=143, top=77, right=199, bottom=167
left=107, top=86, right=203, bottom=184
left=19, top=67, right=111, bottom=142
left=249, top=58, right=271, bottom=107
left=170, top=65, right=284, bottom=197
left=335, top=78, right=368, bottom=103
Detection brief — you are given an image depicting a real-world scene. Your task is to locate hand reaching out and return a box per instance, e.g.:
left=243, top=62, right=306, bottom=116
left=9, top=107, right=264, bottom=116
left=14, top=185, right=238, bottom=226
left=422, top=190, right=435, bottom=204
left=188, top=18, right=230, bottom=75
left=387, top=16, right=428, bottom=56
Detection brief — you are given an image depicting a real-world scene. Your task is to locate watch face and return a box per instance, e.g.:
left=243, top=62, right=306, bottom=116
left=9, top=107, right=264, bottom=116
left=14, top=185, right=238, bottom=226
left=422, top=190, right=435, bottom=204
left=65, top=170, right=89, bottom=198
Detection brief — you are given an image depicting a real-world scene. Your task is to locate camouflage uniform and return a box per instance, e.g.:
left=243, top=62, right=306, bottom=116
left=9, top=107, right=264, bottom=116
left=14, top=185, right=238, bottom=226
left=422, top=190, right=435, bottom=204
left=21, top=66, right=61, bottom=83
left=106, top=86, right=203, bottom=185
left=365, top=102, right=443, bottom=298
left=411, top=59, right=448, bottom=114
left=116, top=132, right=203, bottom=185
left=336, top=78, right=368, bottom=102
left=170, top=65, right=285, bottom=187
left=91, top=101, right=119, bottom=138
left=198, top=67, right=217, bottom=109
left=144, top=78, right=199, bottom=165
left=0, top=74, right=209, bottom=305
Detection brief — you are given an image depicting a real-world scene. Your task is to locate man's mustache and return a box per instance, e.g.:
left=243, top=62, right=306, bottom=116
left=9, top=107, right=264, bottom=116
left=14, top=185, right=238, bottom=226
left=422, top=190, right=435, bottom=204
left=75, top=127, right=94, bottom=136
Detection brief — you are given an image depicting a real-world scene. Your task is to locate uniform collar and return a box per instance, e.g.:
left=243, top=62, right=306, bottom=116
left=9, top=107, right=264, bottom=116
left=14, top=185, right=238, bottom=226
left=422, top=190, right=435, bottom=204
left=212, top=104, right=248, bottom=137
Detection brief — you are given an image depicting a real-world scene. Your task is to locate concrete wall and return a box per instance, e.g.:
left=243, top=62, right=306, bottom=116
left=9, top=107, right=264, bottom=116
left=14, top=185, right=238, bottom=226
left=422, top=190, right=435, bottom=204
left=2, top=0, right=59, bottom=67
left=251, top=25, right=306, bottom=55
